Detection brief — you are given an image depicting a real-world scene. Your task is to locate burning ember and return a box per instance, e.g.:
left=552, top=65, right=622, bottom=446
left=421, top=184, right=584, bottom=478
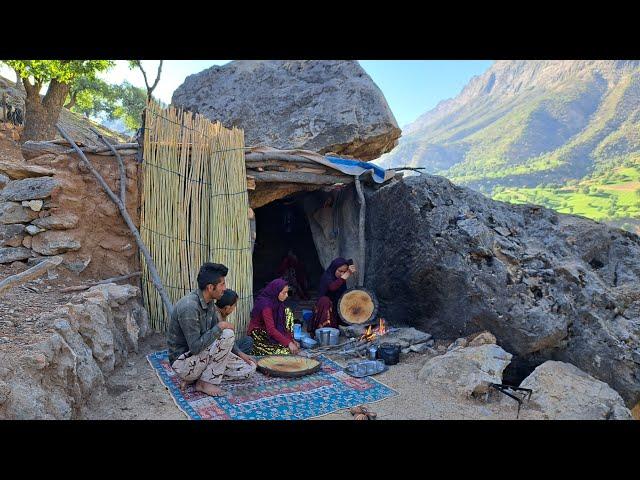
left=360, top=318, right=387, bottom=342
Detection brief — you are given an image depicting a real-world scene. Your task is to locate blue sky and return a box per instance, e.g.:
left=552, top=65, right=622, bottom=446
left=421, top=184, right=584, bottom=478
left=0, top=60, right=494, bottom=128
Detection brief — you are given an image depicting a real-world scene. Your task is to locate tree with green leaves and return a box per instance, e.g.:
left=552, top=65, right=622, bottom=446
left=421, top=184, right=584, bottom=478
left=1, top=60, right=114, bottom=142
left=64, top=78, right=147, bottom=132
left=129, top=60, right=163, bottom=103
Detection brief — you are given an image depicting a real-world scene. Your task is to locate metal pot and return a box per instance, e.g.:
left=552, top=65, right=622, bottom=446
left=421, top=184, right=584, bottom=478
left=376, top=343, right=400, bottom=365
left=315, top=327, right=339, bottom=346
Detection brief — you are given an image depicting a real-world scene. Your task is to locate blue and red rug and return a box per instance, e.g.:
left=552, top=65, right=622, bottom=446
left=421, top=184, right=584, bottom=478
left=147, top=350, right=398, bottom=420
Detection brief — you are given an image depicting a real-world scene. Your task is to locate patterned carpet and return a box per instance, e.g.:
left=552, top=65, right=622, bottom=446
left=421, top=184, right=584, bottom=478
left=147, top=350, right=398, bottom=420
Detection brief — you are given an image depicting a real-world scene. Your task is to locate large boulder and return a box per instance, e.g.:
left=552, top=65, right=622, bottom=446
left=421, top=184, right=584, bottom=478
left=519, top=361, right=632, bottom=420
left=418, top=344, right=513, bottom=397
left=171, top=60, right=401, bottom=160
left=365, top=174, right=640, bottom=406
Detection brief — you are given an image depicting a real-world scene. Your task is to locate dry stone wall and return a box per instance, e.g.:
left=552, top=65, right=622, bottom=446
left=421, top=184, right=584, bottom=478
left=0, top=283, right=149, bottom=419
left=0, top=136, right=141, bottom=279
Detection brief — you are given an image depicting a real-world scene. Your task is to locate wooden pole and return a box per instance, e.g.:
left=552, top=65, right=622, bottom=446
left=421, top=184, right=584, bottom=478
left=247, top=170, right=352, bottom=184
left=90, top=127, right=127, bottom=205
left=0, top=256, right=62, bottom=296
left=59, top=272, right=142, bottom=293
left=56, top=124, right=174, bottom=318
left=354, top=175, right=366, bottom=288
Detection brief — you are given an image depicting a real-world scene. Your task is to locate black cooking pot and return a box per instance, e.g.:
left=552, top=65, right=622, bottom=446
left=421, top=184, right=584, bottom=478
left=376, top=343, right=400, bottom=365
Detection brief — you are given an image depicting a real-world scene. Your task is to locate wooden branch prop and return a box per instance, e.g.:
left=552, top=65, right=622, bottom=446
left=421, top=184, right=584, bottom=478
left=245, top=153, right=319, bottom=166
left=90, top=127, right=126, bottom=205
left=354, top=175, right=366, bottom=287
left=56, top=124, right=174, bottom=318
left=0, top=256, right=63, bottom=296
left=59, top=272, right=142, bottom=293
left=22, top=141, right=139, bottom=161
left=247, top=170, right=352, bottom=185
left=388, top=166, right=426, bottom=174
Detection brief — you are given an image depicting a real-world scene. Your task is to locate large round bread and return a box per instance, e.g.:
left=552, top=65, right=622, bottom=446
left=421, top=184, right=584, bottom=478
left=337, top=287, right=378, bottom=325
left=256, top=355, right=321, bottom=378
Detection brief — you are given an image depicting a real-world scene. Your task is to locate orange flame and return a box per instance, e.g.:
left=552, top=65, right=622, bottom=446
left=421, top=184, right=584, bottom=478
left=360, top=321, right=389, bottom=343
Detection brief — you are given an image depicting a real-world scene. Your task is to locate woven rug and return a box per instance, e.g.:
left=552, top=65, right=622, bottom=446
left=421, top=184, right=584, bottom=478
left=147, top=350, right=398, bottom=420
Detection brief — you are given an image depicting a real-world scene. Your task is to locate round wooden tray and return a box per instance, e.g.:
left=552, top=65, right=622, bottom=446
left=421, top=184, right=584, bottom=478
left=256, top=355, right=321, bottom=378
left=337, top=287, right=379, bottom=325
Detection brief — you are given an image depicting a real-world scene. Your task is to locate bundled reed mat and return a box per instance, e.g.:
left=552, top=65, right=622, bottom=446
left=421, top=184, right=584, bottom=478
left=140, top=101, right=253, bottom=332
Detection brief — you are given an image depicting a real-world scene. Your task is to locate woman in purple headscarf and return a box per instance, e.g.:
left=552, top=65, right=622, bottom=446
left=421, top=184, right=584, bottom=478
left=247, top=278, right=300, bottom=355
left=316, top=257, right=357, bottom=326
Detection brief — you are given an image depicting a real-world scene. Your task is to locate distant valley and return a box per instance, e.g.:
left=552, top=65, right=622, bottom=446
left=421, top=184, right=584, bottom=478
left=378, top=60, right=640, bottom=233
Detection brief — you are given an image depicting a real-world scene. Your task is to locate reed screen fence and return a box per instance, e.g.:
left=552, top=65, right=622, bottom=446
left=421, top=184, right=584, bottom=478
left=140, top=101, right=253, bottom=333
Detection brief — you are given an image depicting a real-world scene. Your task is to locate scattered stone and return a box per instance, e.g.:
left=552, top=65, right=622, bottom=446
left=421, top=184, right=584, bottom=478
left=32, top=213, right=79, bottom=230
left=447, top=337, right=468, bottom=351
left=0, top=160, right=56, bottom=180
left=418, top=344, right=513, bottom=397
left=409, top=342, right=432, bottom=353
left=519, top=361, right=633, bottom=420
left=0, top=174, right=9, bottom=188
left=0, top=247, right=32, bottom=264
left=468, top=331, right=497, bottom=347
left=31, top=231, right=81, bottom=255
left=124, top=368, right=138, bottom=377
left=62, top=254, right=91, bottom=274
left=21, top=200, right=44, bottom=212
left=0, top=202, right=39, bottom=224
left=26, top=225, right=45, bottom=235
left=0, top=177, right=59, bottom=202
left=0, top=224, right=26, bottom=247
left=21, top=236, right=31, bottom=248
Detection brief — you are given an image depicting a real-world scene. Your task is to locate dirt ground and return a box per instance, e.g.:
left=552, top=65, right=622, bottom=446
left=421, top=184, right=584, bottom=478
left=82, top=332, right=537, bottom=420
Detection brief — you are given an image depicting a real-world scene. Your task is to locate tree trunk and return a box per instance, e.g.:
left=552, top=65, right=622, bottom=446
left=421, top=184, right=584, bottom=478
left=21, top=79, right=71, bottom=143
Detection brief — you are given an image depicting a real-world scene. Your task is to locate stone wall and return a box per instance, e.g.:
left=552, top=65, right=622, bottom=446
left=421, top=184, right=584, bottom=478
left=0, top=283, right=149, bottom=419
left=1, top=141, right=141, bottom=279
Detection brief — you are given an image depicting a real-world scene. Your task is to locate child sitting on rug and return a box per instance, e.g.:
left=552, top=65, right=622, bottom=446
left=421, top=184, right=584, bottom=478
left=167, top=263, right=257, bottom=397
left=215, top=288, right=254, bottom=354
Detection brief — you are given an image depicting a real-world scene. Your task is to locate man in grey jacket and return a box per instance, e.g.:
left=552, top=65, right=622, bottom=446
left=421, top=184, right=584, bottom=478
left=167, top=262, right=256, bottom=397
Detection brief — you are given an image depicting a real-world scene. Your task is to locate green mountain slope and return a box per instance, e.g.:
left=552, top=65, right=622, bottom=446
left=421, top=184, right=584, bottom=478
left=378, top=60, right=640, bottom=233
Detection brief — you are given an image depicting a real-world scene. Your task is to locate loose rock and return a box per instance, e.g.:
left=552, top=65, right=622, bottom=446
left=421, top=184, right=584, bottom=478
left=418, top=344, right=513, bottom=397
left=519, top=361, right=632, bottom=420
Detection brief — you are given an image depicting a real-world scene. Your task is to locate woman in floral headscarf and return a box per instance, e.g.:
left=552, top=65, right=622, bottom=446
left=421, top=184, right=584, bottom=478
left=247, top=278, right=300, bottom=355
